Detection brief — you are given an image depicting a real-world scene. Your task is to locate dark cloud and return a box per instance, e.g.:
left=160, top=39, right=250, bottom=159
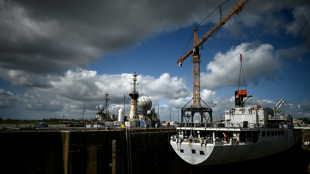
left=0, top=0, right=309, bottom=75
left=0, top=67, right=59, bottom=88
left=0, top=0, right=214, bottom=74
left=0, top=88, right=18, bottom=108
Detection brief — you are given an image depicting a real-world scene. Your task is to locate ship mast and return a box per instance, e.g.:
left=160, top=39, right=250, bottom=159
left=129, top=72, right=139, bottom=119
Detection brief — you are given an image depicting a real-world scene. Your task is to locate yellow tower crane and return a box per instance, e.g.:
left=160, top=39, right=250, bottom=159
left=178, top=0, right=250, bottom=123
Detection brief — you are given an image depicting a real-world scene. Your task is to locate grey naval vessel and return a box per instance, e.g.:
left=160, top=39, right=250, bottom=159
left=170, top=90, right=301, bottom=165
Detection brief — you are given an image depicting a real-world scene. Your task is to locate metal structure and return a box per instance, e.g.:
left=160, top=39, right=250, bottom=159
left=177, top=0, right=250, bottom=122
left=129, top=72, right=139, bottom=119
left=105, top=93, right=110, bottom=119
left=273, top=99, right=286, bottom=117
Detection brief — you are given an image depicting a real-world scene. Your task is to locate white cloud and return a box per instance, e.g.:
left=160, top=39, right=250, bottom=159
left=21, top=91, right=63, bottom=112
left=169, top=97, right=191, bottom=108
left=201, top=42, right=282, bottom=90
left=201, top=89, right=216, bottom=104
left=0, top=69, right=191, bottom=119
left=140, top=73, right=190, bottom=101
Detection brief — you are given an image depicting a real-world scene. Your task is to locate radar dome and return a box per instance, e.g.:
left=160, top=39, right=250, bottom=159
left=137, top=96, right=152, bottom=115
left=96, top=104, right=104, bottom=111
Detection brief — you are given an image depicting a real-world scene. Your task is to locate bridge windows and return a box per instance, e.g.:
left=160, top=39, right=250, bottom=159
left=265, top=130, right=285, bottom=137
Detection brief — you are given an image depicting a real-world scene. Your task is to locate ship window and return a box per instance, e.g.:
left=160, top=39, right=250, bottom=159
left=262, top=131, right=266, bottom=137
left=200, top=151, right=204, bottom=155
left=192, top=149, right=196, bottom=154
left=271, top=131, right=274, bottom=136
left=180, top=149, right=184, bottom=153
left=267, top=131, right=270, bottom=136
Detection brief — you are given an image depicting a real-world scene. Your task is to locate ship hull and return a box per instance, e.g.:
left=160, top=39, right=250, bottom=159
left=170, top=129, right=300, bottom=166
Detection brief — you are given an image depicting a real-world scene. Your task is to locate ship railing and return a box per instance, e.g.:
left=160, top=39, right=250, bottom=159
left=260, top=123, right=287, bottom=129
left=213, top=136, right=256, bottom=144
left=177, top=122, right=261, bottom=129
left=301, top=124, right=310, bottom=128
left=177, top=122, right=288, bottom=129
left=171, top=136, right=216, bottom=144
left=221, top=122, right=261, bottom=129
left=178, top=122, right=226, bottom=128
left=170, top=135, right=257, bottom=145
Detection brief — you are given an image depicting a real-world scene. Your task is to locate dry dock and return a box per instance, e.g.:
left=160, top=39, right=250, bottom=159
left=1, top=128, right=309, bottom=174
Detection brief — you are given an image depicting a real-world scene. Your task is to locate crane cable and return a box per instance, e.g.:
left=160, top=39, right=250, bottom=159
left=180, top=0, right=232, bottom=58
left=198, top=0, right=230, bottom=27
left=238, top=53, right=247, bottom=90
left=237, top=7, right=247, bottom=90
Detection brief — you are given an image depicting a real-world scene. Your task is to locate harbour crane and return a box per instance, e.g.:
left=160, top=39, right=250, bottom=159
left=178, top=0, right=250, bottom=123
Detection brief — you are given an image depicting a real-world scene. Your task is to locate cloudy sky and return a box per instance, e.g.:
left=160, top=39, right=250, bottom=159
left=0, top=0, right=309, bottom=121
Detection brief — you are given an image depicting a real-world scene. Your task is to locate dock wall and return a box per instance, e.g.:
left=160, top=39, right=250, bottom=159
left=1, top=128, right=183, bottom=174
left=1, top=128, right=309, bottom=174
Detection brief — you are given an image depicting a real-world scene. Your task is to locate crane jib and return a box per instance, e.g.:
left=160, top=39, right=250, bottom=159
left=176, top=0, right=250, bottom=65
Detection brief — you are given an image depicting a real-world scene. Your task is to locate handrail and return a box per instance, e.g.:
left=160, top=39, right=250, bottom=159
left=176, top=122, right=287, bottom=129
left=170, top=135, right=256, bottom=144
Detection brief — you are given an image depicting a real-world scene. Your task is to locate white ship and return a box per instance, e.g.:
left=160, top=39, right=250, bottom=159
left=170, top=90, right=301, bottom=165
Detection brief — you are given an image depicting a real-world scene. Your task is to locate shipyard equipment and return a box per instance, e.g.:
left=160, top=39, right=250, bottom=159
left=235, top=53, right=252, bottom=108
left=137, top=96, right=152, bottom=116
left=177, top=0, right=250, bottom=122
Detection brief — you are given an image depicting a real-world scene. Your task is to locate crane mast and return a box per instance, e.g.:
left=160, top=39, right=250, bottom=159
left=192, top=27, right=200, bottom=108
left=178, top=0, right=250, bottom=123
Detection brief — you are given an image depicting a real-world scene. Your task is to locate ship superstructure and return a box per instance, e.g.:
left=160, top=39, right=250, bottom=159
left=129, top=72, right=139, bottom=119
